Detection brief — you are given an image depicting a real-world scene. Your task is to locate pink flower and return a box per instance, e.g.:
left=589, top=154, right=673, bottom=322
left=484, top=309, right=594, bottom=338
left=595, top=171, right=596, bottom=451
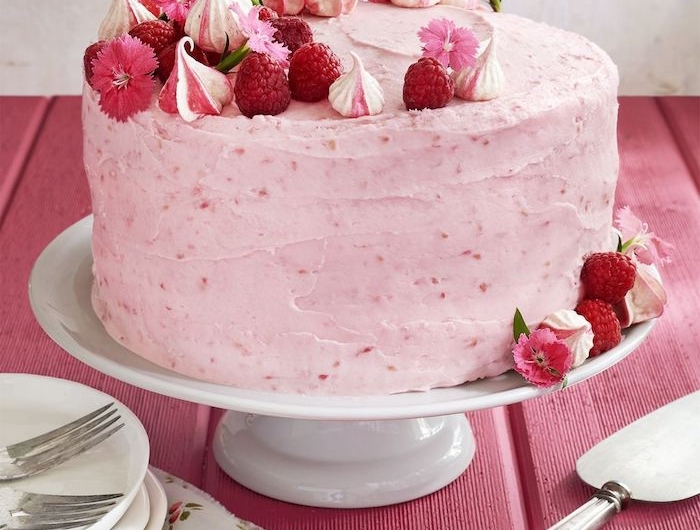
left=229, top=4, right=290, bottom=66
left=91, top=34, right=158, bottom=122
left=418, top=18, right=479, bottom=72
left=512, top=328, right=573, bottom=388
left=615, top=206, right=673, bottom=266
left=155, top=0, right=193, bottom=23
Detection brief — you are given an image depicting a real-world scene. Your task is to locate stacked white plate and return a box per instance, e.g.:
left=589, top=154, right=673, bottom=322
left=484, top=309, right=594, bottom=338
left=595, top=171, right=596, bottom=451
left=0, top=373, right=166, bottom=530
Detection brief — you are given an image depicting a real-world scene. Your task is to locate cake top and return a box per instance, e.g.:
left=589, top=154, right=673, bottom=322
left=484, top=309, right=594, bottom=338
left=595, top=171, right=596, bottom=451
left=270, top=4, right=615, bottom=124
left=85, top=0, right=617, bottom=133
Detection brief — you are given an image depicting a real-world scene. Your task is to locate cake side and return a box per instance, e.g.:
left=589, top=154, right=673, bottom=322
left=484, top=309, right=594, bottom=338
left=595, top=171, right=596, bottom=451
left=84, top=3, right=620, bottom=395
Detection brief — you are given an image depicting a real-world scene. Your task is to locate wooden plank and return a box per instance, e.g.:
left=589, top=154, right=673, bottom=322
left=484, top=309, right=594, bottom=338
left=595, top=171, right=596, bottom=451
left=200, top=408, right=528, bottom=530
left=657, top=97, right=700, bottom=188
left=0, top=96, right=209, bottom=486
left=515, top=97, right=700, bottom=529
left=0, top=97, right=50, bottom=223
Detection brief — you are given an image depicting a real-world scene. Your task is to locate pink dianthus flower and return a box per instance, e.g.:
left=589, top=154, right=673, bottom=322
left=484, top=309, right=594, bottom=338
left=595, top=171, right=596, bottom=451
left=91, top=34, right=158, bottom=122
left=418, top=18, right=479, bottom=72
left=512, top=328, right=573, bottom=388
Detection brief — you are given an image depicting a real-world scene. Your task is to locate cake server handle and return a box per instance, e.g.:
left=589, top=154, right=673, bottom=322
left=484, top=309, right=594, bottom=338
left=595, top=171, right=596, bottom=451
left=546, top=481, right=631, bottom=530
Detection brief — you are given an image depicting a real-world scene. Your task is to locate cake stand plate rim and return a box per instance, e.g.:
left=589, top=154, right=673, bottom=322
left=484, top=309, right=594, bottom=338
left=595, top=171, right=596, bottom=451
left=28, top=215, right=655, bottom=420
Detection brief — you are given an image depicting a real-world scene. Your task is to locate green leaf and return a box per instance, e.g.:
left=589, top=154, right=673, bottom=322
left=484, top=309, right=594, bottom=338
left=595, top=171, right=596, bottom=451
left=512, top=308, right=530, bottom=342
left=616, top=234, right=623, bottom=253
left=489, top=0, right=502, bottom=12
left=180, top=511, right=191, bottom=521
left=185, top=503, right=203, bottom=508
left=561, top=375, right=569, bottom=389
left=215, top=42, right=251, bottom=72
left=619, top=237, right=637, bottom=254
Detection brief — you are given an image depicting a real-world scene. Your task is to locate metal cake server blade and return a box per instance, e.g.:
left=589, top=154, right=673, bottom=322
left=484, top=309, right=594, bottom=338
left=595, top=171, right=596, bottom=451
left=548, top=390, right=700, bottom=530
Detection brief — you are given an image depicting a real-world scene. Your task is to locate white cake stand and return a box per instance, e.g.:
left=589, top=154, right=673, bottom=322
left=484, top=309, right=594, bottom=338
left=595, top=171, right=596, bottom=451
left=28, top=217, right=655, bottom=508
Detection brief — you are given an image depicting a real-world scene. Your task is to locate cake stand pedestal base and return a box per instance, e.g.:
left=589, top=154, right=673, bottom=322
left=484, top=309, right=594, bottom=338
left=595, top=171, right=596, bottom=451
left=212, top=411, right=475, bottom=508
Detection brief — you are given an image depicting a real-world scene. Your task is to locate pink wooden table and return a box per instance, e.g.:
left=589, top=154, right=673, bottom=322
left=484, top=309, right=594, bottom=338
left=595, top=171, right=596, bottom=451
left=1, top=96, right=699, bottom=530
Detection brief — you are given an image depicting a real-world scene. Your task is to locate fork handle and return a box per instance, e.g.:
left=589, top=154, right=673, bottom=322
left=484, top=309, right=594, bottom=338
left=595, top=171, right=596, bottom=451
left=546, top=481, right=631, bottom=530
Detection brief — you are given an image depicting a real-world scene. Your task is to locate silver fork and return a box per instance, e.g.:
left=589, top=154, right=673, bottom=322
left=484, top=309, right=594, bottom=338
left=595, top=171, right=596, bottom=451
left=0, top=487, right=123, bottom=529
left=0, top=403, right=125, bottom=481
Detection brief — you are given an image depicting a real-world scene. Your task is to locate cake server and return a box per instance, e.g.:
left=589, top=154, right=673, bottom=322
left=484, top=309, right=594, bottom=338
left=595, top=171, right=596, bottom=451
left=548, top=390, right=700, bottom=530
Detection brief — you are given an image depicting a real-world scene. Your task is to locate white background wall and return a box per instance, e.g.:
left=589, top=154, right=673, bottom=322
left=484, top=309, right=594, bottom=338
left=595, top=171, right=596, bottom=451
left=0, top=0, right=698, bottom=95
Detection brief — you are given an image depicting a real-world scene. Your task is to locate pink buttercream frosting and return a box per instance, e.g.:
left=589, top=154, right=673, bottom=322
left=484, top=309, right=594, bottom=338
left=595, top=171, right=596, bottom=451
left=83, top=4, right=619, bottom=395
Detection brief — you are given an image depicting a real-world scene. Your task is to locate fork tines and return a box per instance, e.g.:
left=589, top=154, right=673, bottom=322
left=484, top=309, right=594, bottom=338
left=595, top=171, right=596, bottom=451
left=1, top=487, right=124, bottom=530
left=0, top=403, right=126, bottom=481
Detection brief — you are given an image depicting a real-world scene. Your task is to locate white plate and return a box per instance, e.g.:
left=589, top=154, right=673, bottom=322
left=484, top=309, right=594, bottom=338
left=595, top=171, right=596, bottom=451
left=29, top=216, right=654, bottom=421
left=149, top=467, right=265, bottom=530
left=112, top=482, right=150, bottom=530
left=143, top=469, right=168, bottom=530
left=0, top=373, right=150, bottom=530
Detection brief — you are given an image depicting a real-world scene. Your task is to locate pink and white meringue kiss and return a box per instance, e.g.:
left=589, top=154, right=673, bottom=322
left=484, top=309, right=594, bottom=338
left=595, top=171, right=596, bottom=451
left=158, top=37, right=233, bottom=121
left=539, top=309, right=594, bottom=368
left=328, top=52, right=384, bottom=118
left=185, top=0, right=246, bottom=53
left=98, top=0, right=157, bottom=40
left=454, top=35, right=505, bottom=101
left=615, top=263, right=667, bottom=328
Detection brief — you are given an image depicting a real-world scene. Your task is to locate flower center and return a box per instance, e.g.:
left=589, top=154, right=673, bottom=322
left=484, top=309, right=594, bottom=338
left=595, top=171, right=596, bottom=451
left=530, top=347, right=547, bottom=366
left=112, top=71, right=131, bottom=89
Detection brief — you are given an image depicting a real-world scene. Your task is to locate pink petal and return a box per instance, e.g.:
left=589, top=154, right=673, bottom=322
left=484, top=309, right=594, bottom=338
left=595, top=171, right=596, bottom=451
left=615, top=205, right=645, bottom=239
left=98, top=76, right=154, bottom=121
left=156, top=0, right=193, bottom=23
left=449, top=27, right=479, bottom=71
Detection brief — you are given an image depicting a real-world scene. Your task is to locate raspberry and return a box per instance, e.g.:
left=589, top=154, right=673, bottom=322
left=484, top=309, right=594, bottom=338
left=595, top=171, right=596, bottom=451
left=234, top=53, right=291, bottom=118
left=128, top=20, right=179, bottom=56
left=83, top=41, right=107, bottom=87
left=403, top=57, right=454, bottom=110
left=288, top=42, right=342, bottom=102
left=575, top=299, right=621, bottom=356
left=270, top=17, right=313, bottom=54
left=257, top=6, right=279, bottom=21
left=581, top=252, right=636, bottom=304
left=156, top=41, right=209, bottom=83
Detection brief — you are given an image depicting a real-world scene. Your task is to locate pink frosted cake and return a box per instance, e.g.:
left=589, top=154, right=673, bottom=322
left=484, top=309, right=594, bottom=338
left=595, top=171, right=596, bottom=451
left=82, top=1, right=620, bottom=395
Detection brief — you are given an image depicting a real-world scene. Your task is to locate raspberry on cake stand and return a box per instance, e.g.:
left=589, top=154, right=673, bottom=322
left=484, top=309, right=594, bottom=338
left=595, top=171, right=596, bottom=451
left=29, top=216, right=656, bottom=508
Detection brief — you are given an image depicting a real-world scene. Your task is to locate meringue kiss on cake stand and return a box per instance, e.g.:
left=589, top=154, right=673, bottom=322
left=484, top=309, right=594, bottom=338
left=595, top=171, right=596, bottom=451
left=29, top=216, right=654, bottom=508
